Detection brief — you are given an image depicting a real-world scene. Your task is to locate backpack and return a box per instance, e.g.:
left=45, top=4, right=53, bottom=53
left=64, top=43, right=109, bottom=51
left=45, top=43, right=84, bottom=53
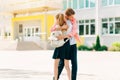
left=48, top=31, right=69, bottom=48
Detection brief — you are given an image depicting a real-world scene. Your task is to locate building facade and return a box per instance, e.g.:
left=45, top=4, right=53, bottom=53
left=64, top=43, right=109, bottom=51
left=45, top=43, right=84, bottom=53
left=0, top=0, right=120, bottom=47
left=0, top=0, right=61, bottom=47
left=63, top=0, right=120, bottom=47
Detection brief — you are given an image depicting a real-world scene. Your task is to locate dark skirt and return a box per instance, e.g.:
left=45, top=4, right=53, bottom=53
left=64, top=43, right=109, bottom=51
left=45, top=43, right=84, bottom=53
left=52, top=39, right=70, bottom=60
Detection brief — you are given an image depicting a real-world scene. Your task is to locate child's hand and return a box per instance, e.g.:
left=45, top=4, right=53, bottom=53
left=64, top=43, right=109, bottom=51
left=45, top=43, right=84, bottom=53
left=56, top=27, right=61, bottom=31
left=63, top=35, right=70, bottom=39
left=56, top=35, right=63, bottom=40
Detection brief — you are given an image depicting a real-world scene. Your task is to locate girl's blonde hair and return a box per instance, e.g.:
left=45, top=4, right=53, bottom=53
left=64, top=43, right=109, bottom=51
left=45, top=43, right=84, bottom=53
left=56, top=13, right=66, bottom=26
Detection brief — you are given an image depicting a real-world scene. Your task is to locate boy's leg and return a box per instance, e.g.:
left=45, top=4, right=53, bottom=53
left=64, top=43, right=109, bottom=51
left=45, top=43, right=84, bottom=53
left=58, top=59, right=64, bottom=79
left=71, top=44, right=77, bottom=80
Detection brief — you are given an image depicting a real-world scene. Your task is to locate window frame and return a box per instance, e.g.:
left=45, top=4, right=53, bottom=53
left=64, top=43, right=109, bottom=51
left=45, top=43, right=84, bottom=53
left=102, top=0, right=120, bottom=7
left=102, top=17, right=120, bottom=35
left=66, top=0, right=95, bottom=9
left=78, top=19, right=96, bottom=36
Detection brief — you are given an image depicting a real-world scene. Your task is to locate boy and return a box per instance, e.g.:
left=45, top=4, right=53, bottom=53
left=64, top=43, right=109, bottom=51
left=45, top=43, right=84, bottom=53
left=57, top=8, right=80, bottom=80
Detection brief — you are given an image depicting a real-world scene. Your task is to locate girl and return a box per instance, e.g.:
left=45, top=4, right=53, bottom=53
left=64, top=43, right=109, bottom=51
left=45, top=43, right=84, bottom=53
left=51, top=13, right=71, bottom=80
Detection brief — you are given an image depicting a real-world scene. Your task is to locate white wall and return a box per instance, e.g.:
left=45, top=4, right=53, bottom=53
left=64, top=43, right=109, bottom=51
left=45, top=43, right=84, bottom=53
left=0, top=14, right=13, bottom=39
left=100, top=6, right=120, bottom=18
left=75, top=9, right=96, bottom=20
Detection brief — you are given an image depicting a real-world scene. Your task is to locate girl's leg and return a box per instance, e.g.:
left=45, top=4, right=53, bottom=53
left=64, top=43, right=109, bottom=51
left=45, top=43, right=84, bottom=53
left=64, top=59, right=71, bottom=80
left=54, top=59, right=60, bottom=80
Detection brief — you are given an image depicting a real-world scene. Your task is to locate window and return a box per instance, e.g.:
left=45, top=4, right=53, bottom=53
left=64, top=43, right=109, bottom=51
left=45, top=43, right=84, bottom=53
left=86, top=0, right=89, bottom=8
left=115, top=0, right=120, bottom=4
left=68, top=0, right=72, bottom=8
left=73, top=0, right=77, bottom=9
left=91, top=24, right=95, bottom=35
left=80, top=0, right=84, bottom=8
left=115, top=22, right=120, bottom=34
left=36, top=28, right=39, bottom=33
left=102, top=18, right=109, bottom=35
left=102, top=0, right=107, bottom=6
left=63, top=0, right=67, bottom=10
left=79, top=25, right=84, bottom=35
left=8, top=33, right=11, bottom=36
left=66, top=0, right=95, bottom=9
left=109, top=18, right=114, bottom=34
left=79, top=20, right=84, bottom=35
left=102, top=18, right=108, bottom=22
left=79, top=19, right=95, bottom=36
left=90, top=19, right=95, bottom=35
left=19, top=24, right=23, bottom=33
left=86, top=25, right=89, bottom=34
left=32, top=28, right=34, bottom=36
left=90, top=0, right=95, bottom=7
left=28, top=28, right=30, bottom=37
left=102, top=0, right=120, bottom=6
left=109, top=0, right=114, bottom=5
left=24, top=28, right=26, bottom=36
left=79, top=0, right=95, bottom=9
left=85, top=20, right=89, bottom=35
left=109, top=23, right=114, bottom=34
left=102, top=23, right=108, bottom=34
left=102, top=17, right=120, bottom=35
left=115, top=17, right=120, bottom=21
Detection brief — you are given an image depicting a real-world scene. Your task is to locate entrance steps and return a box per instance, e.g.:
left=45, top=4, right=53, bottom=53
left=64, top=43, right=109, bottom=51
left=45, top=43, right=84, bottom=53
left=16, top=41, right=43, bottom=50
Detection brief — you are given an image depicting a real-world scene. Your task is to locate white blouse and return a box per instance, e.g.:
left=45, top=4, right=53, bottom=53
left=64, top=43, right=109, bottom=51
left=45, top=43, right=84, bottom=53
left=66, top=20, right=76, bottom=45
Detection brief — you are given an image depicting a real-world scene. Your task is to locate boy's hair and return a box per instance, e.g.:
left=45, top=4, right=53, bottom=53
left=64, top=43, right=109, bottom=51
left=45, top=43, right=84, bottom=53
left=65, top=8, right=75, bottom=16
left=55, top=13, right=65, bottom=26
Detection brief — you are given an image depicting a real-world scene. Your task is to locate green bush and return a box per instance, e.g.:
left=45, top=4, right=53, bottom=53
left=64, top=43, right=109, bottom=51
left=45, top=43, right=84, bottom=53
left=98, top=45, right=108, bottom=51
left=78, top=35, right=108, bottom=51
left=92, top=35, right=108, bottom=51
left=78, top=45, right=93, bottom=51
left=109, top=42, right=120, bottom=51
left=112, top=42, right=120, bottom=48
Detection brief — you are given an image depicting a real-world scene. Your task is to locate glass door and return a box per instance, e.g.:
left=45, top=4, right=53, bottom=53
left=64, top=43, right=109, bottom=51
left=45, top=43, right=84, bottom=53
left=23, top=26, right=40, bottom=41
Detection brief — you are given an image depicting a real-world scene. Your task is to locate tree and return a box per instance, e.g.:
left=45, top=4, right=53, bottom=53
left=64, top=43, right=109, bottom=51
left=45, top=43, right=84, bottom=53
left=94, top=35, right=101, bottom=51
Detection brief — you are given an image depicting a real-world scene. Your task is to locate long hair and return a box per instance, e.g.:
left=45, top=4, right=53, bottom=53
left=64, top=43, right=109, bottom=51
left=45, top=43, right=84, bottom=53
left=56, top=13, right=66, bottom=26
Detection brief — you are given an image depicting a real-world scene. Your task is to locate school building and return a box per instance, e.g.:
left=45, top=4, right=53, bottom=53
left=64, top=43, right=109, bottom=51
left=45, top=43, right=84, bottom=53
left=0, top=0, right=62, bottom=49
left=0, top=0, right=120, bottom=48
left=63, top=0, right=120, bottom=47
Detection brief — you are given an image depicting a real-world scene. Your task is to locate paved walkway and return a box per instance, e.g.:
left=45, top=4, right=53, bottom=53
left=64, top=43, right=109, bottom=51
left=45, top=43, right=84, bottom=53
left=0, top=69, right=97, bottom=80
left=0, top=51, right=120, bottom=80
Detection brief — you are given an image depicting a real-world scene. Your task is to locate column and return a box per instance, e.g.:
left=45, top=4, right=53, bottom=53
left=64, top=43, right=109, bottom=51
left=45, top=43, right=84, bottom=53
left=95, top=0, right=101, bottom=36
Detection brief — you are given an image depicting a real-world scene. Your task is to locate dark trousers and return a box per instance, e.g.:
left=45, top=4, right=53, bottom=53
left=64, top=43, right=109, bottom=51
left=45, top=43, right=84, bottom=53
left=58, top=44, right=77, bottom=80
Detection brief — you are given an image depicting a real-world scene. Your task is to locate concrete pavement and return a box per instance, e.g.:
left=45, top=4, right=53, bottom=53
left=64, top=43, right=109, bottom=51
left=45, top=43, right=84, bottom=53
left=0, top=69, right=97, bottom=80
left=0, top=51, right=120, bottom=80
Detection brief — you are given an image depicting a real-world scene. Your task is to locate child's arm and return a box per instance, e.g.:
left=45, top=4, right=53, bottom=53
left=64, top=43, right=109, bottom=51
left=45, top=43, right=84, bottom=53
left=68, top=18, right=77, bottom=37
left=51, top=24, right=56, bottom=32
left=51, top=24, right=61, bottom=31
left=67, top=18, right=81, bottom=43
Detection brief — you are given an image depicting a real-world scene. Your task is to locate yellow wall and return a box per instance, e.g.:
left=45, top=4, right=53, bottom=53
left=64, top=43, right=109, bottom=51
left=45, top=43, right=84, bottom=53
left=47, top=15, right=54, bottom=38
left=76, top=36, right=84, bottom=47
left=12, top=14, right=54, bottom=40
left=11, top=14, right=84, bottom=46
